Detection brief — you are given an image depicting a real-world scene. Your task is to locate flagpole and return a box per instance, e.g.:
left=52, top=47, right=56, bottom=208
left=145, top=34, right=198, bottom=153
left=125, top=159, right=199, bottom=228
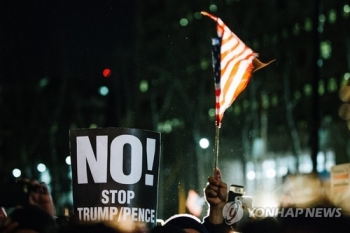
left=214, top=124, right=220, bottom=174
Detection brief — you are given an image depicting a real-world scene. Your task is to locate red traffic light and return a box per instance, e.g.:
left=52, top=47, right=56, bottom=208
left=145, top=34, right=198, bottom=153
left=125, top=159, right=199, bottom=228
left=103, top=68, right=111, bottom=78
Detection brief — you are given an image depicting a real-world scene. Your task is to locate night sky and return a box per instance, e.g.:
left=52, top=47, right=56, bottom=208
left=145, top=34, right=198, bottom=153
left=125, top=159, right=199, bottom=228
left=0, top=0, right=135, bottom=85
left=0, top=0, right=139, bottom=182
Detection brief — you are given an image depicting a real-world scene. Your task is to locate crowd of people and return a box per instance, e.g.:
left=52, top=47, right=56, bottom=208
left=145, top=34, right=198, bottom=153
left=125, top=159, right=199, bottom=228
left=0, top=169, right=349, bottom=233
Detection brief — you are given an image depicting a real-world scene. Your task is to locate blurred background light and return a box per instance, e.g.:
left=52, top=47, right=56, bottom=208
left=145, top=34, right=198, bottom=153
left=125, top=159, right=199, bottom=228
left=103, top=68, right=111, bottom=78
left=209, top=4, right=217, bottom=12
left=12, top=168, right=21, bottom=178
left=247, top=171, right=256, bottom=180
left=266, top=169, right=276, bottom=178
left=66, top=156, right=71, bottom=165
left=179, top=18, right=188, bottom=26
left=199, top=138, right=209, bottom=149
left=37, top=163, right=46, bottom=172
left=98, top=86, right=109, bottom=96
left=139, top=80, right=148, bottom=93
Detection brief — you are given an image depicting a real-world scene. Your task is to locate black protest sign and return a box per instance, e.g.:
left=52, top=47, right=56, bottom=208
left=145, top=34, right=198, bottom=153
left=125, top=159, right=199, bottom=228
left=69, top=127, right=161, bottom=228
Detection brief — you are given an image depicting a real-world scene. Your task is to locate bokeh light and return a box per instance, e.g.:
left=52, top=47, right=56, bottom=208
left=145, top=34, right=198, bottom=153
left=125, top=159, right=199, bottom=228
left=338, top=103, right=350, bottom=120
left=37, top=163, right=46, bottom=172
left=12, top=168, right=21, bottom=178
left=247, top=171, right=256, bottom=180
left=266, top=169, right=276, bottom=178
left=98, top=86, right=109, bottom=96
left=66, top=156, right=71, bottom=165
left=199, top=138, right=209, bottom=149
left=103, top=68, right=111, bottom=78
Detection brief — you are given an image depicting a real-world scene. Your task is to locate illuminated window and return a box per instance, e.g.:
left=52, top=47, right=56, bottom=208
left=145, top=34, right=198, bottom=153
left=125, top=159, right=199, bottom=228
left=271, top=94, right=278, bottom=107
left=262, top=94, right=269, bottom=109
left=303, top=84, right=313, bottom=96
left=209, top=5, right=217, bottom=12
left=293, top=23, right=300, bottom=36
left=319, top=14, right=326, bottom=23
left=327, top=78, right=338, bottom=93
left=294, top=90, right=302, bottom=100
left=320, top=40, right=332, bottom=59
left=39, top=77, right=49, bottom=88
left=318, top=80, right=325, bottom=95
left=208, top=108, right=215, bottom=117
left=139, top=80, right=148, bottom=93
left=233, top=104, right=241, bottom=115
left=194, top=12, right=202, bottom=20
left=345, top=73, right=350, bottom=80
left=179, top=18, right=188, bottom=26
left=328, top=9, right=337, bottom=24
left=304, top=18, right=313, bottom=32
left=343, top=4, right=350, bottom=18
left=200, top=59, right=209, bottom=70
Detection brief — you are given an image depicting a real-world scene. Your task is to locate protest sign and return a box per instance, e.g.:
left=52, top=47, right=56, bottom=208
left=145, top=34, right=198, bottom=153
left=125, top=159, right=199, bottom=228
left=69, top=127, right=161, bottom=229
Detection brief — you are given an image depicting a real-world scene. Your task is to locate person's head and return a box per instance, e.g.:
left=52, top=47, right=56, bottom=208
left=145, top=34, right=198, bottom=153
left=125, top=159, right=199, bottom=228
left=9, top=205, right=56, bottom=233
left=239, top=217, right=282, bottom=233
left=162, top=214, right=209, bottom=233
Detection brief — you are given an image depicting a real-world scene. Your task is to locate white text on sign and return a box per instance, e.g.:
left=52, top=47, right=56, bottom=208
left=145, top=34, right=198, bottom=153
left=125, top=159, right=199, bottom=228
left=77, top=207, right=156, bottom=223
left=76, top=135, right=156, bottom=186
left=101, top=190, right=135, bottom=204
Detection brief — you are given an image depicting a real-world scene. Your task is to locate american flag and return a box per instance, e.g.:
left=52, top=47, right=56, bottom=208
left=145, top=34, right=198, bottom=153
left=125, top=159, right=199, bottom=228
left=202, top=11, right=272, bottom=127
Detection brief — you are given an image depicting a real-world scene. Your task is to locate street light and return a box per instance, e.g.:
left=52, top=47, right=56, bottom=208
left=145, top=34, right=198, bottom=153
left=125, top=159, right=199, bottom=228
left=65, top=156, right=71, bottom=165
left=247, top=171, right=256, bottom=180
left=199, top=138, right=209, bottom=149
left=37, top=163, right=46, bottom=172
left=12, top=168, right=21, bottom=178
left=266, top=169, right=276, bottom=178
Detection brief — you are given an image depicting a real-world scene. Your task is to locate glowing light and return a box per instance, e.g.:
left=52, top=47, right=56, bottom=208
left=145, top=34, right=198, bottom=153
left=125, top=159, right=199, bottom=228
left=344, top=72, right=350, bottom=81
left=209, top=4, right=217, bottom=12
left=39, top=77, right=49, bottom=87
left=247, top=171, right=256, bottom=180
left=99, top=86, right=109, bottom=96
left=179, top=18, right=188, bottom=26
left=194, top=12, right=202, bottom=19
left=37, top=163, right=46, bottom=172
left=12, top=168, right=21, bottom=177
left=338, top=103, right=350, bottom=120
left=278, top=166, right=288, bottom=176
left=66, top=156, right=71, bottom=165
left=103, top=68, right=111, bottom=78
left=139, top=80, right=148, bottom=93
left=266, top=169, right=276, bottom=178
left=208, top=108, right=215, bottom=117
left=199, top=138, right=209, bottom=149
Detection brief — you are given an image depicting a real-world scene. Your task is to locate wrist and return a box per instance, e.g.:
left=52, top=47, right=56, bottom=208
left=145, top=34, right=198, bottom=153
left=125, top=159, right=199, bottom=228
left=208, top=205, right=225, bottom=224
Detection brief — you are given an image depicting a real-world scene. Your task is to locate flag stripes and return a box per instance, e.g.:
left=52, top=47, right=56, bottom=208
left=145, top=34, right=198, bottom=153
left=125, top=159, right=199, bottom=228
left=203, top=11, right=259, bottom=127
